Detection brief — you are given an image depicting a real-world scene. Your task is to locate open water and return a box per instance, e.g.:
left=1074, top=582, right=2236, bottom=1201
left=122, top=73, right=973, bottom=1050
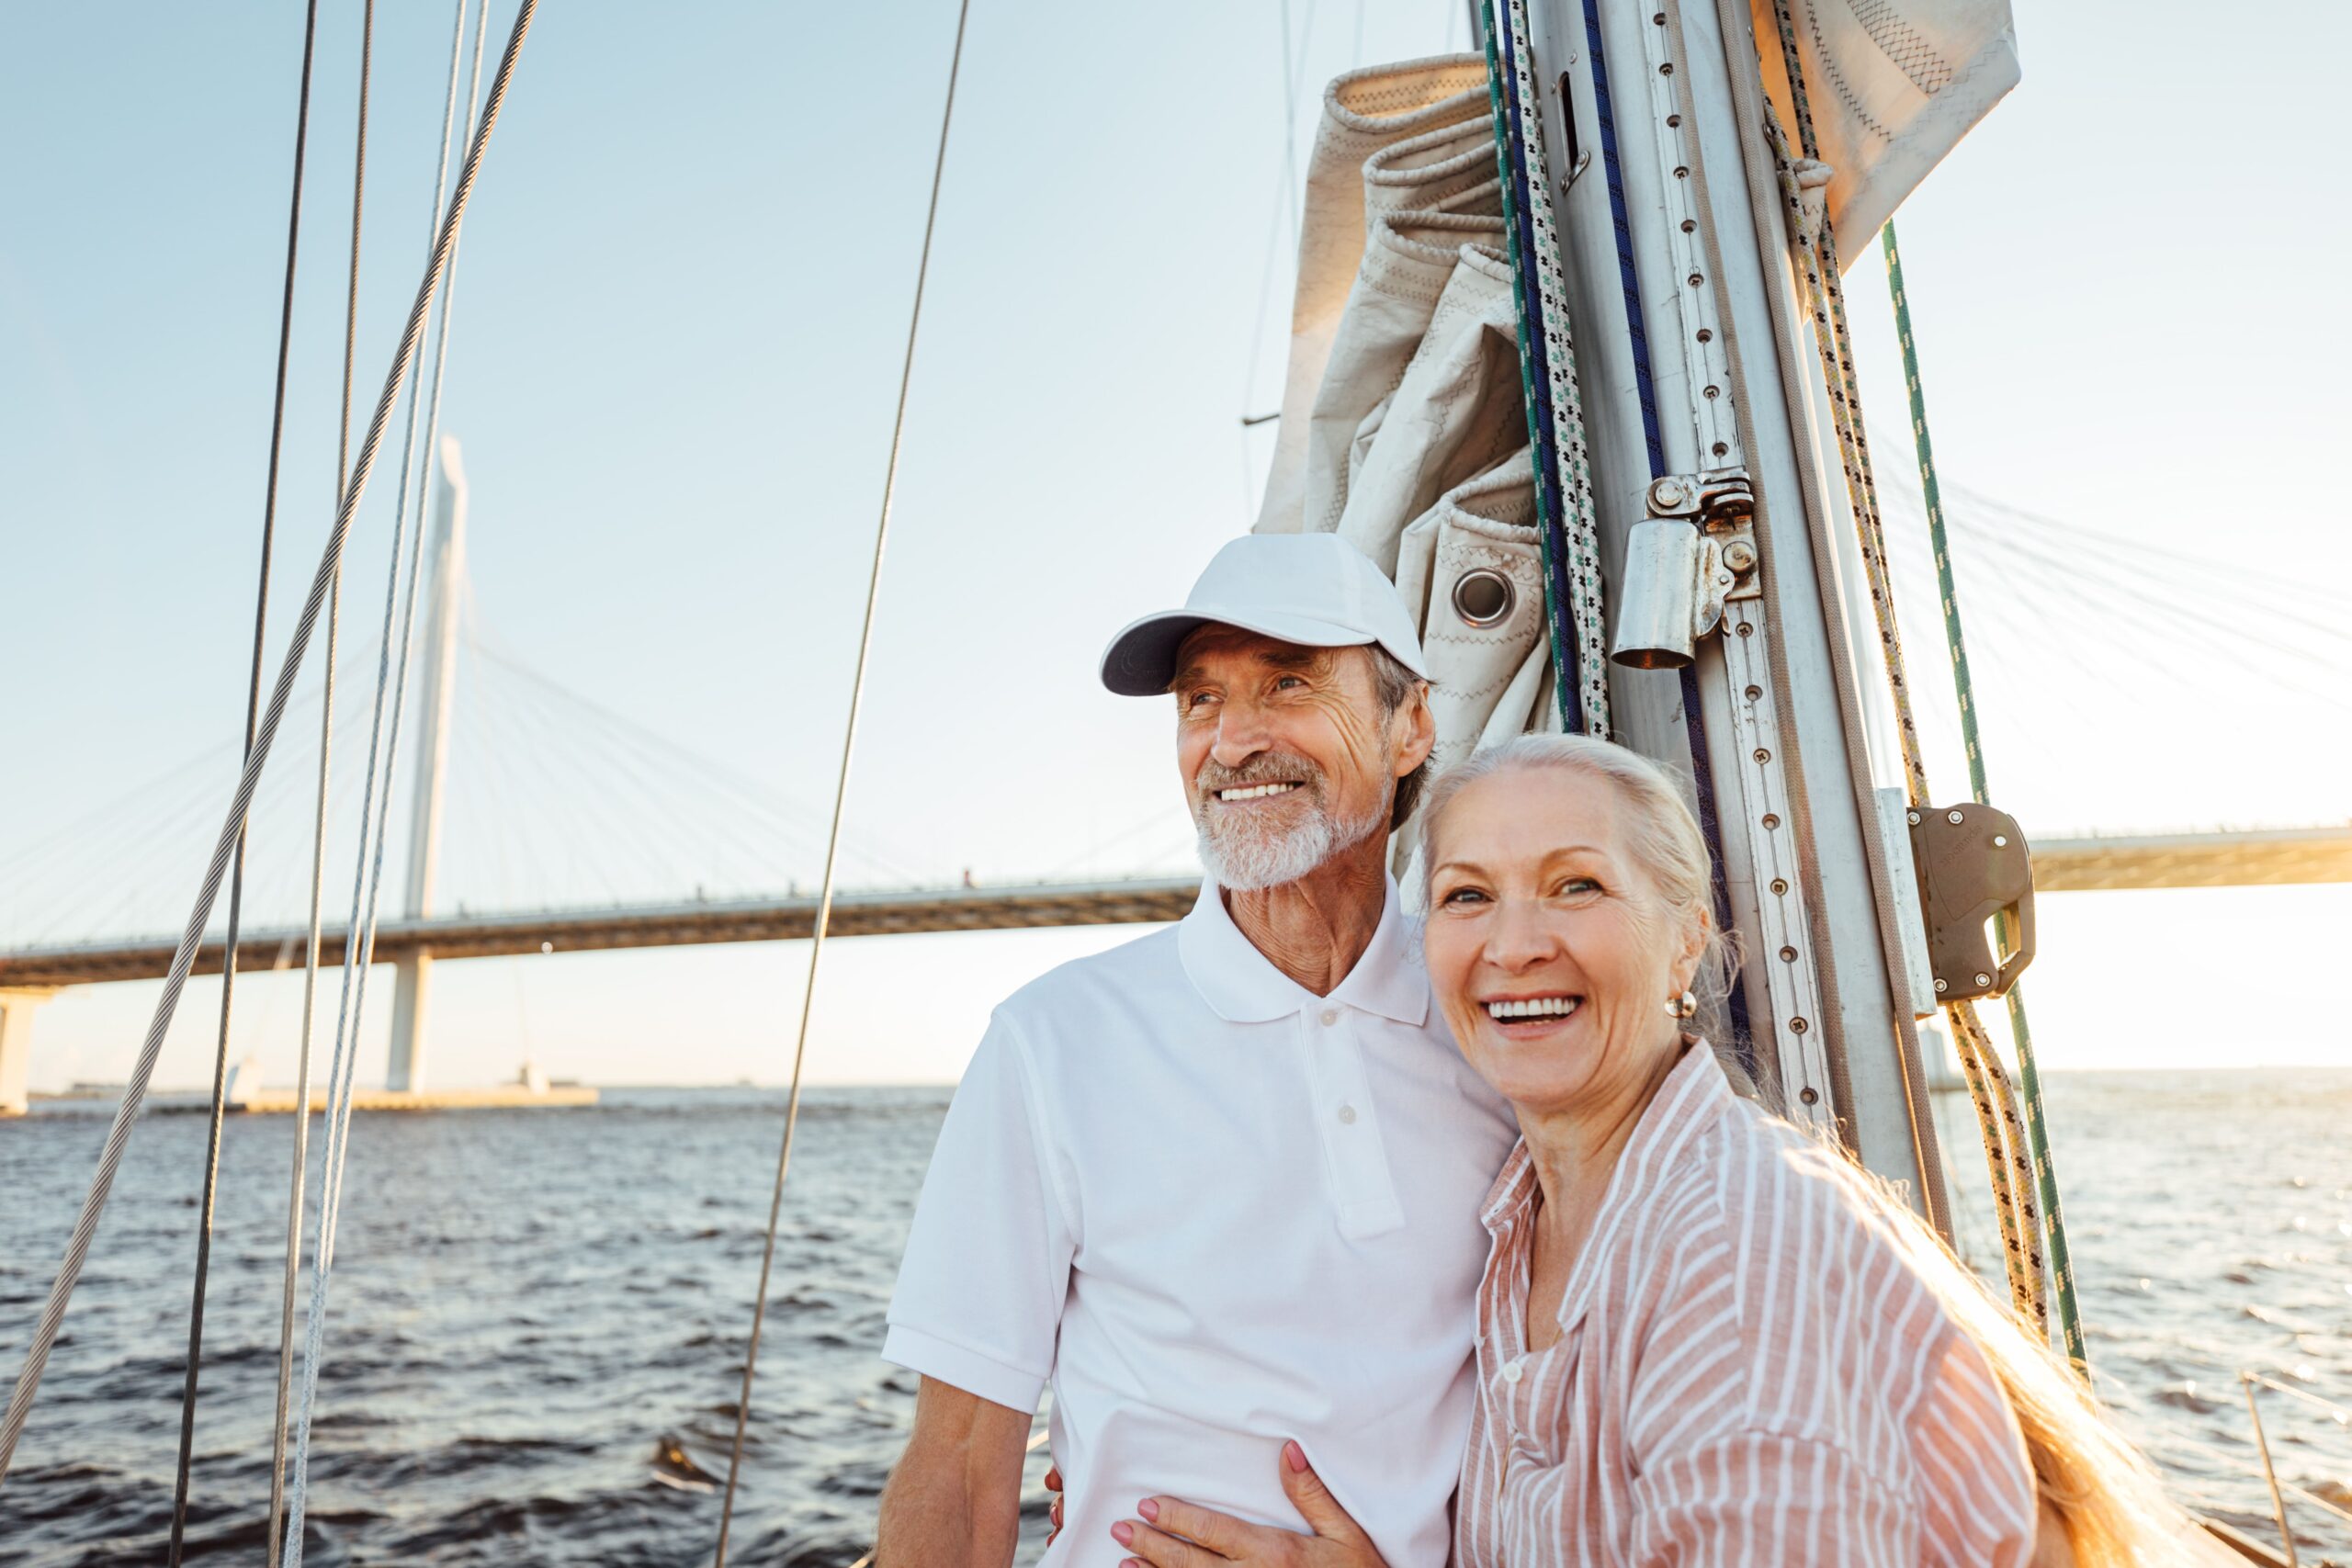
left=1, top=1071, right=2346, bottom=1566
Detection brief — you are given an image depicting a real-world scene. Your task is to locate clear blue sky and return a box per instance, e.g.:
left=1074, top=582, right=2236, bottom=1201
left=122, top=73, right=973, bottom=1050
left=2, top=0, right=2345, bottom=1089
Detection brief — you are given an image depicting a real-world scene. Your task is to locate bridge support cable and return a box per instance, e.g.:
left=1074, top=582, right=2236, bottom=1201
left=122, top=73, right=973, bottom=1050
left=0, top=0, right=536, bottom=1494
left=709, top=1, right=974, bottom=1559
left=266, top=1, right=373, bottom=1560
left=282, top=3, right=497, bottom=1560
left=167, top=4, right=324, bottom=1557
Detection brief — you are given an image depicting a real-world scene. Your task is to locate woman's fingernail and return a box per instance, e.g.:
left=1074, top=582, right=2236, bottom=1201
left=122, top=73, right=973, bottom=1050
left=1138, top=1498, right=1159, bottom=1522
left=1285, top=1439, right=1308, bottom=1473
left=1111, top=1521, right=1134, bottom=1546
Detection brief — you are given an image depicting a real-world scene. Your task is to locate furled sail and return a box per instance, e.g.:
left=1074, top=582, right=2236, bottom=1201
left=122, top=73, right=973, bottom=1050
left=1255, top=56, right=1554, bottom=780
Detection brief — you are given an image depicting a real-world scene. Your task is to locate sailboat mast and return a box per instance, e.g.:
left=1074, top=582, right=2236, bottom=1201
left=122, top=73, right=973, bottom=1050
left=1510, top=0, right=1950, bottom=1221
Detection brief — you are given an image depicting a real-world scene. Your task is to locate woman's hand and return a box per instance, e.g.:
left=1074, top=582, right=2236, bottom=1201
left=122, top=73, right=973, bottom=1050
left=1109, top=1441, right=1389, bottom=1568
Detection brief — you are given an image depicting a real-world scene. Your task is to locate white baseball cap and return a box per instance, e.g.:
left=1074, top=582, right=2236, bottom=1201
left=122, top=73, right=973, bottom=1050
left=1099, top=533, right=1431, bottom=697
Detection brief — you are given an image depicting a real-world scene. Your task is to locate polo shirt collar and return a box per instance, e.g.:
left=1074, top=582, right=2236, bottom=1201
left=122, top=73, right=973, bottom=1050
left=1177, top=876, right=1430, bottom=1027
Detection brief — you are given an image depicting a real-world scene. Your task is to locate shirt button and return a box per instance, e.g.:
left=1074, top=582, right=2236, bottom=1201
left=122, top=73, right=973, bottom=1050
left=1318, top=1007, right=1340, bottom=1026
left=1336, top=1103, right=1358, bottom=1125
left=1502, top=1358, right=1525, bottom=1384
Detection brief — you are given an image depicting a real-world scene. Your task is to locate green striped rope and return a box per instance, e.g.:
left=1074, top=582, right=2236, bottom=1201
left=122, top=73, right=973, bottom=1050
left=1883, top=219, right=2086, bottom=1372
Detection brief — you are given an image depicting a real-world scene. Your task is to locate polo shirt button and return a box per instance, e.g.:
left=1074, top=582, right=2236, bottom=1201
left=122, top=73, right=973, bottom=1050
left=1319, top=1008, right=1340, bottom=1026
left=1337, top=1103, right=1357, bottom=1125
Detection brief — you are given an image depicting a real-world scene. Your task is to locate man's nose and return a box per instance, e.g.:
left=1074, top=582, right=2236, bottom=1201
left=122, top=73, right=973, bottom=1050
left=1208, top=701, right=1273, bottom=771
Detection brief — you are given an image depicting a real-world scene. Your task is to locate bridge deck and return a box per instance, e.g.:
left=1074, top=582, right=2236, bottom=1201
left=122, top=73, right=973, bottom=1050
left=2, top=828, right=2344, bottom=989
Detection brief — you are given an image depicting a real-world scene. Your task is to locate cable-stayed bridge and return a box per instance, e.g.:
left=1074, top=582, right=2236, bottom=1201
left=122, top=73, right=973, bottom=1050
left=2, top=451, right=2346, bottom=1113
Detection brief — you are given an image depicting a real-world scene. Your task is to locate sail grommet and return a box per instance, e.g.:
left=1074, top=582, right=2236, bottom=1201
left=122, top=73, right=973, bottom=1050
left=1451, top=569, right=1517, bottom=629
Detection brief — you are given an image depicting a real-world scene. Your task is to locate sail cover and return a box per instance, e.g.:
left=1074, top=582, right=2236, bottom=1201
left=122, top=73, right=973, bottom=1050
left=1755, top=0, right=2019, bottom=261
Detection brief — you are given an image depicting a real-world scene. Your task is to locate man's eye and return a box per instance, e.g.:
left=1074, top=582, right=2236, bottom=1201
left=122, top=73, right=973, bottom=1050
left=1274, top=675, right=1305, bottom=690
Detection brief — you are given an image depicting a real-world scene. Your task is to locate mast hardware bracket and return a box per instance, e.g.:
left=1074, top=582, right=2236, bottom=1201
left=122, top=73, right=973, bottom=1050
left=1611, top=469, right=1758, bottom=669
left=1905, top=802, right=2037, bottom=1002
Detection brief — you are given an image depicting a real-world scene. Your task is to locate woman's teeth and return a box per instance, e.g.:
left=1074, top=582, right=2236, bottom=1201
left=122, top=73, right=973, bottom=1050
left=1217, top=782, right=1300, bottom=801
left=1486, top=997, right=1581, bottom=1021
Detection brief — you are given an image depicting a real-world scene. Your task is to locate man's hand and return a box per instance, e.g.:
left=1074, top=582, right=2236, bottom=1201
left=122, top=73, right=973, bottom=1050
left=875, top=1378, right=1033, bottom=1568
left=1108, top=1441, right=1388, bottom=1568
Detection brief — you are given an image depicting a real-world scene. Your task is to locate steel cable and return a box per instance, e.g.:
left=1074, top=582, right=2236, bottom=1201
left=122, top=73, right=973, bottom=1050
left=266, top=1, right=371, bottom=1558
left=709, top=1, right=973, bottom=1559
left=165, top=6, right=322, bottom=1555
left=0, top=0, right=536, bottom=1492
left=280, top=5, right=493, bottom=1559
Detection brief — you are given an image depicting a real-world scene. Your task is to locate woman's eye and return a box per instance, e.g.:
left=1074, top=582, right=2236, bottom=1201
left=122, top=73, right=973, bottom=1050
left=1438, top=886, right=1488, bottom=907
left=1555, top=876, right=1602, bottom=897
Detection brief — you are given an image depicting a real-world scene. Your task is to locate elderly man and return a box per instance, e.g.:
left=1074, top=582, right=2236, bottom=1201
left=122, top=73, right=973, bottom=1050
left=875, top=534, right=1516, bottom=1566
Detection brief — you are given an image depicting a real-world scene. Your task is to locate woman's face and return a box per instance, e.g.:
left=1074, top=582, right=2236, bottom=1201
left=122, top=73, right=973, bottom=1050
left=1423, top=766, right=1698, bottom=1119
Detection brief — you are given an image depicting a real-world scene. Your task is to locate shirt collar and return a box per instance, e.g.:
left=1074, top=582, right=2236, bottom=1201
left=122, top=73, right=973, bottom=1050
left=1477, top=1041, right=1735, bottom=1238
left=1176, top=876, right=1430, bottom=1027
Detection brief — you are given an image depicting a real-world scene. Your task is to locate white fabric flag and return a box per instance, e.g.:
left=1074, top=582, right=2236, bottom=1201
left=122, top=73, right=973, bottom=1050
left=1754, top=0, right=2019, bottom=260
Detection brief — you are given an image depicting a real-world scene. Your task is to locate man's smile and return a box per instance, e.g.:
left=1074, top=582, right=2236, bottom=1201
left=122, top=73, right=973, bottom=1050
left=1214, top=781, right=1305, bottom=803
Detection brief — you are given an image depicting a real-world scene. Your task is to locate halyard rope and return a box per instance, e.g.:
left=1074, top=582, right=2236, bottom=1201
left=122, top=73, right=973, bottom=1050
left=267, top=2, right=372, bottom=1559
left=0, top=0, right=535, bottom=1493
left=1762, top=0, right=2081, bottom=1366
left=1483, top=0, right=1610, bottom=737
left=283, top=4, right=492, bottom=1560
left=166, top=5, right=322, bottom=1560
left=708, top=1, right=973, bottom=1561
left=1882, top=217, right=2084, bottom=1368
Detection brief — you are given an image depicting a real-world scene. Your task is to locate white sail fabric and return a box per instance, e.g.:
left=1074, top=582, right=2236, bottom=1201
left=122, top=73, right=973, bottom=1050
left=1335, top=244, right=1524, bottom=577
left=1255, top=55, right=1495, bottom=536
left=1392, top=450, right=1553, bottom=778
left=1755, top=0, right=2019, bottom=260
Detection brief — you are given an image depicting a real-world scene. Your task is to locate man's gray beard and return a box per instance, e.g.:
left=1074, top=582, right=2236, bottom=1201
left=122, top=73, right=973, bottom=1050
left=1193, top=764, right=1388, bottom=893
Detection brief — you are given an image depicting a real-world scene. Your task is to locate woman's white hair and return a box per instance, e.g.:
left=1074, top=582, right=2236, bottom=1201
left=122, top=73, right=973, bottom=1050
left=1421, top=737, right=2235, bottom=1567
left=1418, top=733, right=1736, bottom=1005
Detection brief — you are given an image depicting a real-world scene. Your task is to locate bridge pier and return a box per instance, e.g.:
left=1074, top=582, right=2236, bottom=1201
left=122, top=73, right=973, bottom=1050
left=387, top=435, right=467, bottom=1095
left=387, top=952, right=434, bottom=1094
left=0, top=987, right=56, bottom=1116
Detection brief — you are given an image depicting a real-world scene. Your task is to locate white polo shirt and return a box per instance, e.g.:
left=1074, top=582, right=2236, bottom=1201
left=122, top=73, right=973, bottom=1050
left=883, top=877, right=1517, bottom=1568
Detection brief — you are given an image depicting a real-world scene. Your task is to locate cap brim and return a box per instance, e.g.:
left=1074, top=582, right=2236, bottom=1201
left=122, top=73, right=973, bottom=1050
left=1099, top=606, right=1395, bottom=696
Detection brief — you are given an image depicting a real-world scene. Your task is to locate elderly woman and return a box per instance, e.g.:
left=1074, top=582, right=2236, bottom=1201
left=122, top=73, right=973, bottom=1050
left=1104, top=736, right=2224, bottom=1568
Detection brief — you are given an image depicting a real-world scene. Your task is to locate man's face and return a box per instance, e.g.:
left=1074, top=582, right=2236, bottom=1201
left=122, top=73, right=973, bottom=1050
left=1170, top=626, right=1405, bottom=891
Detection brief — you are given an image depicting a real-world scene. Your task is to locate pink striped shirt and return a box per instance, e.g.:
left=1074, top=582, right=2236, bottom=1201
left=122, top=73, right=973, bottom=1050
left=1454, top=1043, right=2038, bottom=1567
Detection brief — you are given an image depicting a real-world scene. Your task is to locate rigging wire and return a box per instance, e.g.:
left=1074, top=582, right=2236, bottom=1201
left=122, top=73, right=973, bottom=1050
left=267, top=1, right=371, bottom=1558
left=0, top=0, right=535, bottom=1496
left=708, top=0, right=974, bottom=1558
left=165, top=5, right=321, bottom=1556
left=281, top=4, right=496, bottom=1559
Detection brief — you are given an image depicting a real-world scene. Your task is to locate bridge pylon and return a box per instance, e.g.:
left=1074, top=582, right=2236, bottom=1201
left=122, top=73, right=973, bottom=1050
left=387, top=435, right=468, bottom=1094
left=0, top=988, right=57, bottom=1116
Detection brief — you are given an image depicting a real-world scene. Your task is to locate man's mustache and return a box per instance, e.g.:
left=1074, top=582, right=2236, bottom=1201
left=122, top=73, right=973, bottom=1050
left=1193, top=751, right=1327, bottom=800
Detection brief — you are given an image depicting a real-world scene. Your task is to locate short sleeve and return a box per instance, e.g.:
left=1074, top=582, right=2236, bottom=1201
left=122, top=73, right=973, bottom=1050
left=882, top=1012, right=1076, bottom=1414
left=1629, top=1430, right=1913, bottom=1568
left=1908, top=1328, right=2038, bottom=1566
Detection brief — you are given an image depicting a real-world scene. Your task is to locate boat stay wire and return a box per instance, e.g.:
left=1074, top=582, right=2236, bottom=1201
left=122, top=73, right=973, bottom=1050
left=708, top=0, right=974, bottom=1559
left=0, top=0, right=536, bottom=1491
left=282, top=3, right=492, bottom=1560
left=167, top=4, right=322, bottom=1558
left=267, top=0, right=372, bottom=1559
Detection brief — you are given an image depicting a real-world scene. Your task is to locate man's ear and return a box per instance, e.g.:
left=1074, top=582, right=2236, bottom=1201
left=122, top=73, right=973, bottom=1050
left=1394, top=680, right=1436, bottom=776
